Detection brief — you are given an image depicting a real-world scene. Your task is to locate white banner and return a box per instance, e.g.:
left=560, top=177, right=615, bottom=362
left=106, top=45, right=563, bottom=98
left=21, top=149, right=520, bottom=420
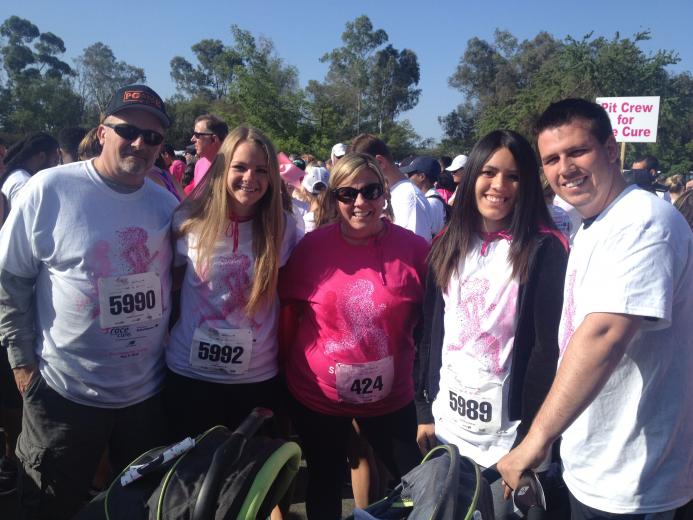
left=596, top=96, right=660, bottom=143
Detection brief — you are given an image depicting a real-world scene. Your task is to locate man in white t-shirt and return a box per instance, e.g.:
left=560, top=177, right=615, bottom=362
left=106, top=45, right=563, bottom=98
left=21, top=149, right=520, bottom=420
left=498, top=98, right=693, bottom=519
left=401, top=156, right=447, bottom=236
left=350, top=133, right=433, bottom=241
left=0, top=84, right=178, bottom=520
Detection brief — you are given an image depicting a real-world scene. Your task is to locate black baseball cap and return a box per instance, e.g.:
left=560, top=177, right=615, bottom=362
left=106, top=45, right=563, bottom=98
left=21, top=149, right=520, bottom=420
left=401, top=156, right=441, bottom=182
left=104, top=84, right=171, bottom=128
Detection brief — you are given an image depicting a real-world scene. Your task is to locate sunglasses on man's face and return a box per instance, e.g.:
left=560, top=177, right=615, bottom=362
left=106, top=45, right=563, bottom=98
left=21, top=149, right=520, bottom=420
left=332, top=183, right=384, bottom=203
left=192, top=131, right=215, bottom=139
left=103, top=123, right=164, bottom=146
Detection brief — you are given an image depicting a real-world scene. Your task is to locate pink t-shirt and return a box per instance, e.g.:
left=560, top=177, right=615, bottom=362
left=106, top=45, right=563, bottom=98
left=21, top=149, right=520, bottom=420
left=169, top=160, right=185, bottom=184
left=279, top=221, right=429, bottom=417
left=193, top=156, right=212, bottom=188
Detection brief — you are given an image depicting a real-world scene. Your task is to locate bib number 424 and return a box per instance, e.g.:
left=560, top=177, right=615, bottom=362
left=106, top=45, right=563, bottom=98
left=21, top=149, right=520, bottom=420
left=448, top=390, right=492, bottom=423
left=350, top=376, right=384, bottom=395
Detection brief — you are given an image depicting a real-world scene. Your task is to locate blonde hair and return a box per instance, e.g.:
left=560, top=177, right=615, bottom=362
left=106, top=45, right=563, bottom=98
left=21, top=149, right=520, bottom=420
left=176, top=126, right=284, bottom=315
left=78, top=127, right=102, bottom=160
left=314, top=152, right=392, bottom=228
left=666, top=174, right=684, bottom=195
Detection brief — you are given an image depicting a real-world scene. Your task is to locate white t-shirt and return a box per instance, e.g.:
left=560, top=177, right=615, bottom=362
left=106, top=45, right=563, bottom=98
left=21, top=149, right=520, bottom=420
left=0, top=160, right=178, bottom=408
left=548, top=204, right=572, bottom=239
left=292, top=197, right=308, bottom=235
left=167, top=212, right=300, bottom=384
left=425, top=188, right=446, bottom=236
left=559, top=185, right=693, bottom=514
left=553, top=195, right=582, bottom=244
left=389, top=178, right=433, bottom=242
left=1, top=168, right=31, bottom=217
left=433, top=236, right=520, bottom=468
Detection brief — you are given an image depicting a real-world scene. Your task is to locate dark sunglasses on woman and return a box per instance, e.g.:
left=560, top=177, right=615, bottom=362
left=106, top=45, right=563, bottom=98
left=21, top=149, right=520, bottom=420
left=332, top=183, right=384, bottom=204
left=103, top=123, right=164, bottom=146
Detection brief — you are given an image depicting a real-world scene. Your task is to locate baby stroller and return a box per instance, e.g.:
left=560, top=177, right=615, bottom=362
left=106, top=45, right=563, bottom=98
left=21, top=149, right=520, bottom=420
left=345, top=444, right=546, bottom=520
left=74, top=408, right=301, bottom=520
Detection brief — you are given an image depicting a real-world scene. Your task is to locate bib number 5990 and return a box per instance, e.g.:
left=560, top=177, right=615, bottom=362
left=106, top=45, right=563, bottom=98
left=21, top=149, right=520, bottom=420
left=448, top=390, right=492, bottom=423
left=109, top=290, right=156, bottom=315
left=196, top=341, right=243, bottom=364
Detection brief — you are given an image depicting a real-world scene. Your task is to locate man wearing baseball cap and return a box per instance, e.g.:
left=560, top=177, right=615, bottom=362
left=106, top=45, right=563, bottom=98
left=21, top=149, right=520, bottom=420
left=0, top=84, right=178, bottom=519
left=330, top=142, right=347, bottom=167
left=401, top=156, right=447, bottom=236
left=446, top=154, right=468, bottom=184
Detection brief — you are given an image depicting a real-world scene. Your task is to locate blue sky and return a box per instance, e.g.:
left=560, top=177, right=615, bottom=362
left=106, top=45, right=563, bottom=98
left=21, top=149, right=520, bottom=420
left=1, top=0, right=691, bottom=142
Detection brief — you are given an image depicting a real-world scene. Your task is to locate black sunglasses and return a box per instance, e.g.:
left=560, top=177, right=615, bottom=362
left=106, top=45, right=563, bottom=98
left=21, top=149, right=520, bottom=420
left=104, top=123, right=164, bottom=146
left=192, top=131, right=215, bottom=139
left=332, top=183, right=384, bottom=203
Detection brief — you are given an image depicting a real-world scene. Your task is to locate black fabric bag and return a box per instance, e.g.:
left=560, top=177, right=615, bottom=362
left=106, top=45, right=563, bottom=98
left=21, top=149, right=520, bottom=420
left=74, top=409, right=301, bottom=520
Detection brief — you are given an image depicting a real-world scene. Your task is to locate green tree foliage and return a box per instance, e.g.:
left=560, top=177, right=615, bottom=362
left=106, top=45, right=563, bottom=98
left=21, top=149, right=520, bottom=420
left=75, top=42, right=146, bottom=120
left=0, top=16, right=80, bottom=134
left=442, top=30, right=692, bottom=173
left=168, top=25, right=307, bottom=153
left=317, top=15, right=422, bottom=145
left=170, top=39, right=242, bottom=100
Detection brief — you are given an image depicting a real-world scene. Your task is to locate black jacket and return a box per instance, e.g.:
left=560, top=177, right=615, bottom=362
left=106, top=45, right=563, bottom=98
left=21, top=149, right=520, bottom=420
left=414, top=233, right=568, bottom=444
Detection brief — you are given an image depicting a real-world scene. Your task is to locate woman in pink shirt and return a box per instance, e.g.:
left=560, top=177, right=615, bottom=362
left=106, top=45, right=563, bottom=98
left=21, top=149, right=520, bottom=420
left=279, top=153, right=429, bottom=519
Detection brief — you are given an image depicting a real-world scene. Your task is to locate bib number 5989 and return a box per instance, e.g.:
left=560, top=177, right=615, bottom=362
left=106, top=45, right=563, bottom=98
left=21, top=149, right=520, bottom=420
left=197, top=341, right=243, bottom=364
left=448, top=390, right=492, bottom=422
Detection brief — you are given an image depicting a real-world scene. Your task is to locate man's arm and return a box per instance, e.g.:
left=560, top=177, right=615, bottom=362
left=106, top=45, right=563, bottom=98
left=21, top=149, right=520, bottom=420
left=0, top=269, right=38, bottom=393
left=498, top=312, right=642, bottom=490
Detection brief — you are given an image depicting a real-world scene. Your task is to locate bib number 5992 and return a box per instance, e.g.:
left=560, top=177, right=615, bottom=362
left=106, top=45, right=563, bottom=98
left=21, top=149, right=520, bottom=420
left=196, top=341, right=243, bottom=364
left=448, top=390, right=492, bottom=423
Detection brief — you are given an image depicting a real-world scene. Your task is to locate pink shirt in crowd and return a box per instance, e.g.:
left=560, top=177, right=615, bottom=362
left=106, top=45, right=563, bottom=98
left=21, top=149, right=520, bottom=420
left=279, top=221, right=429, bottom=417
left=192, top=156, right=212, bottom=189
left=169, top=160, right=185, bottom=184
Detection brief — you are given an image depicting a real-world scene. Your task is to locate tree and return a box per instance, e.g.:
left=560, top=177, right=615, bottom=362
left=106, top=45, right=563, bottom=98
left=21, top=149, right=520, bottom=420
left=438, top=102, right=477, bottom=154
left=170, top=39, right=242, bottom=100
left=320, top=15, right=388, bottom=134
left=367, top=45, right=421, bottom=134
left=0, top=15, right=72, bottom=81
left=75, top=42, right=146, bottom=117
left=0, top=16, right=81, bottom=134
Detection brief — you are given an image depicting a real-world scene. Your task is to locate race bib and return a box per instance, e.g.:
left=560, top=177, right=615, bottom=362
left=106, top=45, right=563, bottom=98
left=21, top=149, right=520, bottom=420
left=335, top=356, right=394, bottom=404
left=98, top=272, right=162, bottom=329
left=444, top=378, right=503, bottom=435
left=189, top=326, right=253, bottom=374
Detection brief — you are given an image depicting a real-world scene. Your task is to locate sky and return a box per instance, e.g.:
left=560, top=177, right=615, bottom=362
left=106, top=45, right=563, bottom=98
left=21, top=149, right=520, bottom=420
left=1, top=0, right=692, bottom=143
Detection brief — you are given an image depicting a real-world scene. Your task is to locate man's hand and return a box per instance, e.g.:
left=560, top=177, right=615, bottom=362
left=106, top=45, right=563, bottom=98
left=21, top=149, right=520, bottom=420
left=416, top=423, right=438, bottom=455
left=13, top=365, right=38, bottom=395
left=497, top=433, right=551, bottom=498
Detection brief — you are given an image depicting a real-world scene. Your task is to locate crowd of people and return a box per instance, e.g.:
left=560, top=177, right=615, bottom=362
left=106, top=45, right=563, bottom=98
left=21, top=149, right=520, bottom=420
left=0, top=85, right=691, bottom=520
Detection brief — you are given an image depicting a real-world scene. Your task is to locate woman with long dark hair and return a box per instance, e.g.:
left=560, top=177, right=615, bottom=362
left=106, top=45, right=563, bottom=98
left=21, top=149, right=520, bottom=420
left=1, top=132, right=59, bottom=218
left=415, top=130, right=568, bottom=518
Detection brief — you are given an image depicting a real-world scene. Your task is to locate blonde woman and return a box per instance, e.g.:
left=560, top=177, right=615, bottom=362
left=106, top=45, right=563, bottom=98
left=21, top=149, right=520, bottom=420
left=279, top=153, right=428, bottom=519
left=164, top=126, right=300, bottom=438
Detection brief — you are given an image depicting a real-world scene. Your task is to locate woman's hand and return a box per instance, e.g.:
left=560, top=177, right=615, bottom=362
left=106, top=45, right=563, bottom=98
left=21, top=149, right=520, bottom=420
left=416, top=423, right=438, bottom=455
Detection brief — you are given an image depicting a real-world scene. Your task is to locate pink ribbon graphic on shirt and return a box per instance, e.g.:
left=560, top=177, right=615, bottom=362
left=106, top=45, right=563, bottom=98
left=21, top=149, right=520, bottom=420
left=323, top=279, right=389, bottom=358
left=448, top=277, right=517, bottom=376
left=198, top=253, right=259, bottom=329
